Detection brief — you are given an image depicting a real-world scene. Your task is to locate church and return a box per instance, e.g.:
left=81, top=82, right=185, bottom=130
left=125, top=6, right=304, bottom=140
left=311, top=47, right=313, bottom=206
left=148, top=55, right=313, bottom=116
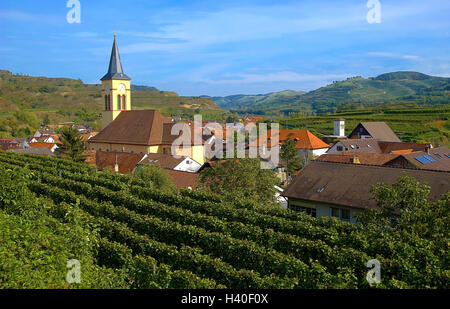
left=88, top=34, right=206, bottom=164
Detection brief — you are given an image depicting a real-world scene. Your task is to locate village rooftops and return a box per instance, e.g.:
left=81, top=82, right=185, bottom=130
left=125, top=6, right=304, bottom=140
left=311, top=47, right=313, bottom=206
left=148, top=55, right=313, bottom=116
left=328, top=139, right=429, bottom=154
left=317, top=152, right=399, bottom=166
left=398, top=146, right=450, bottom=172
left=282, top=160, right=450, bottom=210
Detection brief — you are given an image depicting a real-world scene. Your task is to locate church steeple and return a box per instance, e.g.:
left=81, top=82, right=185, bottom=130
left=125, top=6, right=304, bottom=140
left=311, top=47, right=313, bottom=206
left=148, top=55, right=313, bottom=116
left=101, top=33, right=130, bottom=81
left=100, top=33, right=132, bottom=129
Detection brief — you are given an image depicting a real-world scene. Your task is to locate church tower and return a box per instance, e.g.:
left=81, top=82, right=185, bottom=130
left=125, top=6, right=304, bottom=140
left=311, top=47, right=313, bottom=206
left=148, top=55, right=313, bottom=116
left=101, top=33, right=131, bottom=129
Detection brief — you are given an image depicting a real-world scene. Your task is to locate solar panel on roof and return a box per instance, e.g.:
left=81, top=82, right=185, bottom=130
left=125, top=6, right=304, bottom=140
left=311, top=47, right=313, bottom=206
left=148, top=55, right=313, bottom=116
left=423, top=155, right=436, bottom=162
left=415, top=156, right=430, bottom=164
left=434, top=153, right=443, bottom=159
left=446, top=154, right=450, bottom=158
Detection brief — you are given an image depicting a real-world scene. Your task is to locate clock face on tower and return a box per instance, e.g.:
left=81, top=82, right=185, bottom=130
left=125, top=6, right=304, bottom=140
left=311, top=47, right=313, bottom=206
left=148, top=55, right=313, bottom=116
left=105, top=86, right=110, bottom=92
left=118, top=84, right=126, bottom=92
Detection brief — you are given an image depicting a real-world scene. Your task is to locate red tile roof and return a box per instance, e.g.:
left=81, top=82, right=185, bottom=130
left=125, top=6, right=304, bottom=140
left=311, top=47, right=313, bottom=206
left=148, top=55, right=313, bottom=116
left=29, top=142, right=56, bottom=150
left=95, top=151, right=146, bottom=174
left=317, top=153, right=398, bottom=166
left=250, top=129, right=330, bottom=150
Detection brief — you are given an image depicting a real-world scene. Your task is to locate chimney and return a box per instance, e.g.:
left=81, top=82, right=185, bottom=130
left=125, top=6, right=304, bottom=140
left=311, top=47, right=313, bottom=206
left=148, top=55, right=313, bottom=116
left=351, top=156, right=360, bottom=164
left=426, top=144, right=431, bottom=154
left=334, top=119, right=345, bottom=137
left=114, top=153, right=119, bottom=173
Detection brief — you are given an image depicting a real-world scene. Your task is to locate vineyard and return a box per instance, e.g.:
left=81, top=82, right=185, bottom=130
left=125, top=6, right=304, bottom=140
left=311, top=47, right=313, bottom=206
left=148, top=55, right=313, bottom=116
left=0, top=151, right=448, bottom=289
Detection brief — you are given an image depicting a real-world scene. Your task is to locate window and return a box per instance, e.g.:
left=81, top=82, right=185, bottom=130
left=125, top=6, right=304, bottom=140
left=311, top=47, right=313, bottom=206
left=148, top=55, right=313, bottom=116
left=331, top=207, right=340, bottom=218
left=289, top=204, right=317, bottom=218
left=337, top=146, right=343, bottom=151
left=117, top=95, right=121, bottom=110
left=341, top=209, right=350, bottom=221
left=122, top=95, right=126, bottom=110
left=331, top=207, right=351, bottom=221
left=107, top=95, right=111, bottom=110
left=104, top=95, right=108, bottom=110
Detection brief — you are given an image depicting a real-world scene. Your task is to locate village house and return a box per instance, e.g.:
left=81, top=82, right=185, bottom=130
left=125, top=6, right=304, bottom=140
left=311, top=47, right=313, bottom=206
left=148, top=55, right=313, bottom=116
left=282, top=161, right=450, bottom=223
left=327, top=139, right=429, bottom=155
left=249, top=129, right=330, bottom=157
left=94, top=151, right=200, bottom=189
left=347, top=121, right=401, bottom=142
left=384, top=146, right=450, bottom=172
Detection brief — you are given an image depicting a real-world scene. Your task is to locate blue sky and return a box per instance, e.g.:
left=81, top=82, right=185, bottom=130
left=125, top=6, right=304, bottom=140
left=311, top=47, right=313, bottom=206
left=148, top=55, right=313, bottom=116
left=0, top=0, right=449, bottom=96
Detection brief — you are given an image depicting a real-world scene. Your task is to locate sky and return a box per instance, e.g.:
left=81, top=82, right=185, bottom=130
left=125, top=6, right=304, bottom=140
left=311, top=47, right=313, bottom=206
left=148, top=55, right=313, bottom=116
left=0, top=0, right=449, bottom=96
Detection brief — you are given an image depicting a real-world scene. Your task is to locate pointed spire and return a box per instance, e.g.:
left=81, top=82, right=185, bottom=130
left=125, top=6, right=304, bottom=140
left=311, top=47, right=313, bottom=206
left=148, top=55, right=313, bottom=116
left=101, top=33, right=131, bottom=80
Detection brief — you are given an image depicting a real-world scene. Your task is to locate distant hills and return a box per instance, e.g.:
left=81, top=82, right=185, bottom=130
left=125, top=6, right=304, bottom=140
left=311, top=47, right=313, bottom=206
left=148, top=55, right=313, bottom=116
left=212, top=72, right=450, bottom=115
left=0, top=70, right=221, bottom=131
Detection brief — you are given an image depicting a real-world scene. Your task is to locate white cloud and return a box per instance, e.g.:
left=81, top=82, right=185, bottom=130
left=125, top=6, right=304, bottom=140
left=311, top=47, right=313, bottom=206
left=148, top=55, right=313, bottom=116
left=194, top=71, right=350, bottom=85
left=366, top=52, right=421, bottom=60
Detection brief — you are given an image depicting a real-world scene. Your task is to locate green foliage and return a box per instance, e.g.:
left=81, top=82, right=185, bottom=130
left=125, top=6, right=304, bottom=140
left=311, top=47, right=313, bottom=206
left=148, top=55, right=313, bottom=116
left=132, top=164, right=177, bottom=193
left=357, top=176, right=450, bottom=241
left=280, top=137, right=301, bottom=177
left=199, top=158, right=281, bottom=205
left=0, top=152, right=448, bottom=289
left=55, top=126, right=87, bottom=162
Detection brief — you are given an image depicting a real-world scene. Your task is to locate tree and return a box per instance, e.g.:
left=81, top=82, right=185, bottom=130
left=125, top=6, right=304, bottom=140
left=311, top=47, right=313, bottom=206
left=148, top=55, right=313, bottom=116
left=42, top=114, right=50, bottom=127
left=55, top=126, right=87, bottom=162
left=132, top=164, right=177, bottom=193
left=280, top=137, right=301, bottom=181
left=198, top=158, right=280, bottom=205
left=357, top=175, right=449, bottom=241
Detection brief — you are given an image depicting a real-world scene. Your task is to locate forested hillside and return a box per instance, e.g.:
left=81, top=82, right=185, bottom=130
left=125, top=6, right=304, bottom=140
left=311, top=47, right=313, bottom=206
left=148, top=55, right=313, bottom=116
left=0, top=151, right=448, bottom=289
left=214, top=72, right=450, bottom=115
left=0, top=70, right=223, bottom=136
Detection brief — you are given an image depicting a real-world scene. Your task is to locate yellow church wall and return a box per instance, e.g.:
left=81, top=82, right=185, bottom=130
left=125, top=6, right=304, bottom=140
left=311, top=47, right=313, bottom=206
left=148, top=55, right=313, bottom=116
left=101, top=79, right=132, bottom=129
left=192, top=145, right=205, bottom=165
left=149, top=145, right=160, bottom=153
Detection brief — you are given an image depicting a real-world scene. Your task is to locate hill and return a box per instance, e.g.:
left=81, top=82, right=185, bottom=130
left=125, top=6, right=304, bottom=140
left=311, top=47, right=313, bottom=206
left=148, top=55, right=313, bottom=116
left=214, top=72, right=450, bottom=115
left=212, top=90, right=305, bottom=109
left=280, top=105, right=450, bottom=146
left=0, top=70, right=223, bottom=136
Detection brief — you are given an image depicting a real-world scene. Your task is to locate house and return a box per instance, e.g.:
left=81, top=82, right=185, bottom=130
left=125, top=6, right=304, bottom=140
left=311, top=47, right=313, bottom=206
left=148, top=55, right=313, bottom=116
left=33, top=129, right=56, bottom=138
left=0, top=138, right=20, bottom=151
left=348, top=122, right=401, bottom=142
left=282, top=161, right=450, bottom=223
left=95, top=151, right=200, bottom=189
left=29, top=142, right=58, bottom=153
left=317, top=152, right=399, bottom=166
left=385, top=146, right=450, bottom=172
left=137, top=153, right=202, bottom=173
left=95, top=151, right=146, bottom=174
left=13, top=138, right=31, bottom=149
left=29, top=135, right=59, bottom=144
left=327, top=139, right=428, bottom=155
left=165, top=169, right=199, bottom=190
left=250, top=129, right=330, bottom=157
left=88, top=34, right=207, bottom=165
